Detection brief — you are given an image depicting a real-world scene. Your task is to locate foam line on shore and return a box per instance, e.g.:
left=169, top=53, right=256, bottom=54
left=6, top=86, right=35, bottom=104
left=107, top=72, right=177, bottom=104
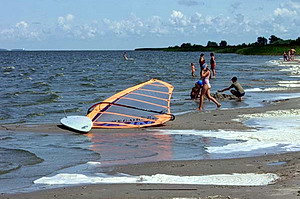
left=34, top=173, right=279, bottom=186
left=235, top=109, right=300, bottom=121
left=158, top=109, right=300, bottom=154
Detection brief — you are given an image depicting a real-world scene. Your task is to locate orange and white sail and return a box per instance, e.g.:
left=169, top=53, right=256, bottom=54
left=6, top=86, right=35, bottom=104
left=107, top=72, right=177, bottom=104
left=87, top=79, right=174, bottom=128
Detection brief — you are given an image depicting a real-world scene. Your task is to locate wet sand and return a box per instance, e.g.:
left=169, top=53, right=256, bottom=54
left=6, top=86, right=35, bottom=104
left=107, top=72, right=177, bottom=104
left=1, top=98, right=300, bottom=198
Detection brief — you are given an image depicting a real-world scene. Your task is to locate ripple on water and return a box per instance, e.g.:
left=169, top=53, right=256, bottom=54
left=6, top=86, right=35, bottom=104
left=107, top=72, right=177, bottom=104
left=0, top=148, right=44, bottom=175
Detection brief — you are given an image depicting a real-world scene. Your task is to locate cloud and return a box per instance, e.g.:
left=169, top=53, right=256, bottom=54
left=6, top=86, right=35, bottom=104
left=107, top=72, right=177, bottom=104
left=103, top=14, right=144, bottom=36
left=169, top=10, right=191, bottom=27
left=56, top=14, right=98, bottom=39
left=2, top=1, right=300, bottom=47
left=268, top=1, right=300, bottom=34
left=274, top=7, right=297, bottom=17
left=147, top=16, right=169, bottom=35
left=57, top=14, right=74, bottom=31
left=0, top=21, right=41, bottom=41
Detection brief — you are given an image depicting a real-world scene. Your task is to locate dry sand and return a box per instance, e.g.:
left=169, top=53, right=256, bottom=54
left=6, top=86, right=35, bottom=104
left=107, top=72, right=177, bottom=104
left=1, top=98, right=300, bottom=198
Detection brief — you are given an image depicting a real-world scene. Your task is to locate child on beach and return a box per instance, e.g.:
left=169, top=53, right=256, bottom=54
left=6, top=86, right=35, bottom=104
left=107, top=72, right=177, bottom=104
left=190, top=80, right=203, bottom=99
left=191, top=63, right=196, bottom=77
left=218, top=76, right=245, bottom=101
left=198, top=64, right=221, bottom=111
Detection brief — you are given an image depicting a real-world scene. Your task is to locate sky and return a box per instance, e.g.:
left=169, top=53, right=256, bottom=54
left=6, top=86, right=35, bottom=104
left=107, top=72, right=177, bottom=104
left=1, top=0, right=300, bottom=50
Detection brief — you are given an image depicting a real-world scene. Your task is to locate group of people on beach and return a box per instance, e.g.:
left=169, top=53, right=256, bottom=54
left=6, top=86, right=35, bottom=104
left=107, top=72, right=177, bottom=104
left=191, top=53, right=216, bottom=78
left=191, top=53, right=245, bottom=111
left=283, top=48, right=296, bottom=61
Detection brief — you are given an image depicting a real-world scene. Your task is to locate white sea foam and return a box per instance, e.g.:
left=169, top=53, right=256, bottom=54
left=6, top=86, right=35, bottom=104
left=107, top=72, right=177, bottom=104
left=245, top=87, right=291, bottom=92
left=34, top=173, right=279, bottom=186
left=236, top=109, right=300, bottom=120
left=278, top=80, right=300, bottom=88
left=158, top=109, right=300, bottom=154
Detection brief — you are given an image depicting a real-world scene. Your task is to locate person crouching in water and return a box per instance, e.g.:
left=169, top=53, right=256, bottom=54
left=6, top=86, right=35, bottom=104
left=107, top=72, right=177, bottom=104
left=198, top=63, right=221, bottom=111
left=218, top=76, right=245, bottom=101
left=191, top=80, right=203, bottom=100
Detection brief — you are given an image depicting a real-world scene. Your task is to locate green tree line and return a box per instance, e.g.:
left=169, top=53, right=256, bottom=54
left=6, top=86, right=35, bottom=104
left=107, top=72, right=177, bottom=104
left=135, top=35, right=300, bottom=55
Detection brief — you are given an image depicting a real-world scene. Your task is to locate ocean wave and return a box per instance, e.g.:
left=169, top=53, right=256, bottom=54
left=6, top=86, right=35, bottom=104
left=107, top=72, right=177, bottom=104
left=80, top=83, right=95, bottom=87
left=0, top=148, right=44, bottom=175
left=1, top=66, right=15, bottom=72
left=0, top=112, right=10, bottom=121
left=80, top=77, right=97, bottom=82
left=14, top=92, right=61, bottom=107
left=0, top=162, right=21, bottom=175
left=32, top=81, right=51, bottom=88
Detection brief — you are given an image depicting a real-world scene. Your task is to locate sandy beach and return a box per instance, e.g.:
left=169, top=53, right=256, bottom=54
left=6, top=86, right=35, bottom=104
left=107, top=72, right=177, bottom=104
left=1, top=97, right=300, bottom=199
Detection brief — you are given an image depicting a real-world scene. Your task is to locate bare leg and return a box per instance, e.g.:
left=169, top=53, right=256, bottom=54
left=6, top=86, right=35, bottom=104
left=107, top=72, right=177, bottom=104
left=230, top=90, right=242, bottom=101
left=206, top=89, right=221, bottom=108
left=198, top=86, right=208, bottom=111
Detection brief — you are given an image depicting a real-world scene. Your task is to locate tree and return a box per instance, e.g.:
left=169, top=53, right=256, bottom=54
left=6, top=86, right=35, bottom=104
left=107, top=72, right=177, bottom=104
left=219, top=40, right=227, bottom=47
left=207, top=41, right=218, bottom=47
left=295, top=37, right=300, bottom=44
left=256, top=37, right=268, bottom=46
left=180, top=43, right=192, bottom=48
left=269, top=35, right=282, bottom=44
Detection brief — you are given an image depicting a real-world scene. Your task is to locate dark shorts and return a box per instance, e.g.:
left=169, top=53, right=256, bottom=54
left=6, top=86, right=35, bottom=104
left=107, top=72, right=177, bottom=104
left=231, top=90, right=245, bottom=97
left=236, top=92, right=245, bottom=97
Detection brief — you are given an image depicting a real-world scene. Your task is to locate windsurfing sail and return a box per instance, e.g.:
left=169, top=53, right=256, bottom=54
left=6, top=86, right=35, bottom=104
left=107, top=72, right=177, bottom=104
left=87, top=79, right=175, bottom=128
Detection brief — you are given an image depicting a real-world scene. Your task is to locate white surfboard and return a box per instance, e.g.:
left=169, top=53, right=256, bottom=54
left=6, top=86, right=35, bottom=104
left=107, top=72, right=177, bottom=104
left=60, top=116, right=93, bottom=133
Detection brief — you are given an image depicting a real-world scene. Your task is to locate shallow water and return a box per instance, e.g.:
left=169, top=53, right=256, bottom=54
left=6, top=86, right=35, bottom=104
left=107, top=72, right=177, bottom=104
left=1, top=51, right=300, bottom=193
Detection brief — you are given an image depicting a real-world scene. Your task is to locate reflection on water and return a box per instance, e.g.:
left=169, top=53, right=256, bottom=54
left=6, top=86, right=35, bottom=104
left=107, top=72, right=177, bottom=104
left=85, top=131, right=173, bottom=166
left=84, top=130, right=241, bottom=167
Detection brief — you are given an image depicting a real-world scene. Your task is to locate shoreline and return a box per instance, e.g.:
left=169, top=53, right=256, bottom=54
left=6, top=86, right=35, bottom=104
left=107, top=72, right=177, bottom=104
left=1, top=97, right=300, bottom=198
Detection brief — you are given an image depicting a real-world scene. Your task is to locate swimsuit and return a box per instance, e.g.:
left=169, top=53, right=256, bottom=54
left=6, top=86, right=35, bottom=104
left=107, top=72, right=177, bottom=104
left=210, top=57, right=216, bottom=69
left=199, top=59, right=205, bottom=68
left=203, top=74, right=211, bottom=89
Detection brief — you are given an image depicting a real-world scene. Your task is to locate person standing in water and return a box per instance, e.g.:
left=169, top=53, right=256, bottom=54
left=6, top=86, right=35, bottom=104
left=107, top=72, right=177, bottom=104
left=199, top=53, right=205, bottom=77
left=218, top=76, right=245, bottom=101
left=283, top=51, right=288, bottom=61
left=191, top=63, right=196, bottom=77
left=210, top=52, right=216, bottom=78
left=198, top=63, right=221, bottom=111
left=123, top=52, right=128, bottom=60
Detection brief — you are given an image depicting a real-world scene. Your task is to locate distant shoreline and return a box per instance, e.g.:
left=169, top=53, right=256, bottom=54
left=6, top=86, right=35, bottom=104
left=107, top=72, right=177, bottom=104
left=135, top=44, right=299, bottom=56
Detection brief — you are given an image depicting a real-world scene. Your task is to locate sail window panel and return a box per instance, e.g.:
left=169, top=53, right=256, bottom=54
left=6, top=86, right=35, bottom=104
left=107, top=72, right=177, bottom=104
left=105, top=105, right=154, bottom=116
left=141, top=84, right=170, bottom=93
left=115, top=98, right=167, bottom=112
left=95, top=112, right=153, bottom=122
left=124, top=93, right=168, bottom=107
left=133, top=89, right=169, bottom=99
left=95, top=106, right=159, bottom=122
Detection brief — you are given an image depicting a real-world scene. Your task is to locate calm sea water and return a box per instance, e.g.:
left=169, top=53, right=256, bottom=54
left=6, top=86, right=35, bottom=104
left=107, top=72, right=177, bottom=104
left=1, top=51, right=300, bottom=193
